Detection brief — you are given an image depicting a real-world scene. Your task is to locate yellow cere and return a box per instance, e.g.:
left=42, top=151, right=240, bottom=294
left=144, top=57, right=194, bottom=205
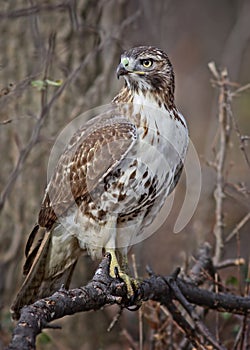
left=121, top=57, right=130, bottom=67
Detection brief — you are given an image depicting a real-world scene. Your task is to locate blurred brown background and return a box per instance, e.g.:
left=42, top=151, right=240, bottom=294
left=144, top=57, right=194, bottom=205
left=0, top=1, right=249, bottom=349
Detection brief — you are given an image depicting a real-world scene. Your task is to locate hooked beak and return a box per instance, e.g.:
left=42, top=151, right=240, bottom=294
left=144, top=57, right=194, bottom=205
left=116, top=63, right=129, bottom=79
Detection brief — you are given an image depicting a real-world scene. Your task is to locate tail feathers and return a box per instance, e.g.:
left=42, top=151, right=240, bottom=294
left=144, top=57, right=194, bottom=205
left=11, top=229, right=51, bottom=319
left=11, top=228, right=77, bottom=320
left=25, top=224, right=40, bottom=258
left=38, top=261, right=76, bottom=299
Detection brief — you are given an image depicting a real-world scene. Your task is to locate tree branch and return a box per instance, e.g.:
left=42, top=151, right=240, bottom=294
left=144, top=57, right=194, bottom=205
left=7, top=254, right=250, bottom=350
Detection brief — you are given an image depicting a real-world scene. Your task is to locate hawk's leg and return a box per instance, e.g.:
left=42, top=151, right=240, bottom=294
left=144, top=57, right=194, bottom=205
left=107, top=248, right=138, bottom=297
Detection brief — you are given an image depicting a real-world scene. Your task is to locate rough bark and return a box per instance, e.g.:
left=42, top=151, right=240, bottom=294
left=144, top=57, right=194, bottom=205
left=7, top=254, right=250, bottom=350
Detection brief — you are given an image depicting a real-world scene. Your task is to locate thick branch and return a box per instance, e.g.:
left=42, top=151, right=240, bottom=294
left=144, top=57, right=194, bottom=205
left=7, top=255, right=250, bottom=350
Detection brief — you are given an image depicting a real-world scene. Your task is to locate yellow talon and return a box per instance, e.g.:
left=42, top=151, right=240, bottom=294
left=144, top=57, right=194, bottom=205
left=107, top=249, right=137, bottom=296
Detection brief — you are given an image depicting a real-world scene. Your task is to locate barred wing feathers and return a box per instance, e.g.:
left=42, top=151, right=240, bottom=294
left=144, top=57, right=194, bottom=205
left=39, top=115, right=137, bottom=229
left=11, top=114, right=137, bottom=319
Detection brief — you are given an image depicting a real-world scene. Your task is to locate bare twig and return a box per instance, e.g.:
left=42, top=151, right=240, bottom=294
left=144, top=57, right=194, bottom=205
left=0, top=119, right=12, bottom=125
left=231, top=82, right=250, bottom=97
left=215, top=258, right=245, bottom=269
left=229, top=100, right=250, bottom=168
left=209, top=63, right=232, bottom=264
left=0, top=37, right=101, bottom=212
left=226, top=212, right=250, bottom=242
left=165, top=270, right=226, bottom=350
left=224, top=182, right=250, bottom=210
left=0, top=33, right=56, bottom=212
left=189, top=242, right=215, bottom=285
left=121, top=329, right=139, bottom=350
left=208, top=62, right=250, bottom=265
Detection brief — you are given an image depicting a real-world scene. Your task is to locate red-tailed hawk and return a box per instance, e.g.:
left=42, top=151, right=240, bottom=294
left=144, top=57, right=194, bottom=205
left=11, top=46, right=188, bottom=319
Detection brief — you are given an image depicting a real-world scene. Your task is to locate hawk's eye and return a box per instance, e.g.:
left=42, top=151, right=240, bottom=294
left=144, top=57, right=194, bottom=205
left=141, top=59, right=153, bottom=68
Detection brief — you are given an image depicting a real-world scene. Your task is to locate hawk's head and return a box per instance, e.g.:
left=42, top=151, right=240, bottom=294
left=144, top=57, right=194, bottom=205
left=117, top=46, right=175, bottom=97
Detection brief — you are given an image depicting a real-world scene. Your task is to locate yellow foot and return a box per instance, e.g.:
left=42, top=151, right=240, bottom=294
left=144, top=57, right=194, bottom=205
left=107, top=249, right=139, bottom=297
left=113, top=266, right=139, bottom=296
